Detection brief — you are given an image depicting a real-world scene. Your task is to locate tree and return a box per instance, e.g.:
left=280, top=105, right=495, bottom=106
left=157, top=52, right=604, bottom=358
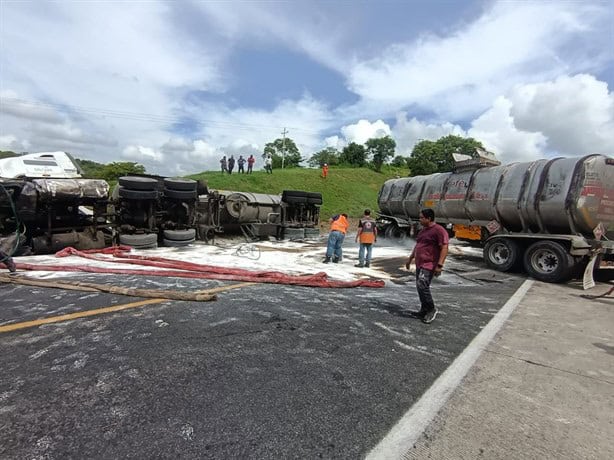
left=391, top=155, right=409, bottom=167
left=339, top=142, right=367, bottom=167
left=308, top=147, right=340, bottom=167
left=0, top=150, right=19, bottom=159
left=263, top=137, right=302, bottom=169
left=407, top=135, right=484, bottom=175
left=75, top=159, right=145, bottom=181
left=102, top=162, right=146, bottom=181
left=365, top=135, right=396, bottom=172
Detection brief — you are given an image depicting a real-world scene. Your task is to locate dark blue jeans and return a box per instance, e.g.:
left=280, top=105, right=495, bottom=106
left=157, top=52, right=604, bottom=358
left=326, top=230, right=345, bottom=261
left=416, top=267, right=435, bottom=314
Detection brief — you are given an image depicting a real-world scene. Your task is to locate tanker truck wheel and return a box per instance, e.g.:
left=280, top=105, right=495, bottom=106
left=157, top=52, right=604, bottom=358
left=523, top=240, right=574, bottom=283
left=483, top=238, right=520, bottom=272
left=118, top=176, right=158, bottom=191
left=384, top=225, right=406, bottom=241
left=119, top=232, right=158, bottom=249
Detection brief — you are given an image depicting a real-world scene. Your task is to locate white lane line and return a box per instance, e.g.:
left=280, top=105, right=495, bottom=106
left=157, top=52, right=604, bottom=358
left=367, top=279, right=534, bottom=460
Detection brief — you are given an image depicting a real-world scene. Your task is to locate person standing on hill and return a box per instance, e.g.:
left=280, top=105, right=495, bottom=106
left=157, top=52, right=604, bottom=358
left=227, top=155, right=235, bottom=174
left=247, top=154, right=255, bottom=174
left=238, top=155, right=246, bottom=173
left=321, top=163, right=329, bottom=179
left=355, top=209, right=377, bottom=267
left=264, top=154, right=273, bottom=174
left=405, top=208, right=449, bottom=324
left=323, top=213, right=349, bottom=263
left=220, top=155, right=227, bottom=173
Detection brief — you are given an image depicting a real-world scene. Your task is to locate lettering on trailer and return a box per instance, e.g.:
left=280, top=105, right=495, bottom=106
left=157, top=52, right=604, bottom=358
left=448, top=179, right=469, bottom=189
left=470, top=191, right=490, bottom=200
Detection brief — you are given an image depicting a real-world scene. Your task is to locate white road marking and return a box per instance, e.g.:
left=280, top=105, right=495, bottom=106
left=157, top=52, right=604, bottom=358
left=366, top=279, right=534, bottom=460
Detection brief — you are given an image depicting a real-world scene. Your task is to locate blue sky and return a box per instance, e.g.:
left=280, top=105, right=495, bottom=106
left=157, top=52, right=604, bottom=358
left=1, top=0, right=613, bottom=175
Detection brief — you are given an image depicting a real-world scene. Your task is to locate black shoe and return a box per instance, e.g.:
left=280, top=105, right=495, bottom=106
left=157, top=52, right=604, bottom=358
left=354, top=263, right=364, bottom=267
left=422, top=309, right=438, bottom=324
left=323, top=257, right=331, bottom=264
left=365, top=262, right=370, bottom=268
left=332, top=257, right=339, bottom=263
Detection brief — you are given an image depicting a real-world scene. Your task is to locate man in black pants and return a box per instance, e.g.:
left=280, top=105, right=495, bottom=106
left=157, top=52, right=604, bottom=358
left=405, top=208, right=449, bottom=323
left=0, top=250, right=17, bottom=274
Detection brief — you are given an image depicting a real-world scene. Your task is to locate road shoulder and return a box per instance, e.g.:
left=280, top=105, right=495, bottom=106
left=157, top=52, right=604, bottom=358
left=403, top=281, right=614, bottom=460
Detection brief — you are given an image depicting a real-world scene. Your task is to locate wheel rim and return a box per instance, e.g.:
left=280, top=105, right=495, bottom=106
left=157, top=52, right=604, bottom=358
left=529, top=249, right=559, bottom=274
left=489, top=242, right=510, bottom=265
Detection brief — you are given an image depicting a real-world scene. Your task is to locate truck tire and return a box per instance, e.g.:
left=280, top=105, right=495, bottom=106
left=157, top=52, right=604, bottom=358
left=282, top=190, right=308, bottom=204
left=483, top=238, right=520, bottom=272
left=163, top=228, right=196, bottom=241
left=119, top=233, right=158, bottom=248
left=164, top=188, right=197, bottom=200
left=384, top=224, right=406, bottom=241
left=118, top=187, right=158, bottom=200
left=163, top=178, right=197, bottom=191
left=523, top=240, right=575, bottom=283
left=118, top=176, right=158, bottom=191
left=307, top=192, right=323, bottom=205
left=163, top=237, right=195, bottom=247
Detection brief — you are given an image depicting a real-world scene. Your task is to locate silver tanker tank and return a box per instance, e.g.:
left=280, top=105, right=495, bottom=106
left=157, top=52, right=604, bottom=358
left=378, top=154, right=614, bottom=239
left=221, top=191, right=281, bottom=224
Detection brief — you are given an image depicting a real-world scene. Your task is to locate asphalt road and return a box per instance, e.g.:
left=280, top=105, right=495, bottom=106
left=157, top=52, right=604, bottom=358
left=0, top=239, right=526, bottom=459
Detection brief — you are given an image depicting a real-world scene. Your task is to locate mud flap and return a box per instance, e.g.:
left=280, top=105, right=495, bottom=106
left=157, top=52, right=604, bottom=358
left=583, top=254, right=597, bottom=290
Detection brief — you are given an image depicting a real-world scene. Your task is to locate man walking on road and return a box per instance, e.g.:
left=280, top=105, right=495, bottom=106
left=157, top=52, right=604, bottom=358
left=355, top=209, right=377, bottom=267
left=405, top=208, right=449, bottom=323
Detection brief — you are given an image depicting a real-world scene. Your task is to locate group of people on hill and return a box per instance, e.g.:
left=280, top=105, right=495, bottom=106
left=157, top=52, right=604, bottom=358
left=323, top=207, right=448, bottom=324
left=219, top=154, right=256, bottom=174
left=218, top=156, right=330, bottom=176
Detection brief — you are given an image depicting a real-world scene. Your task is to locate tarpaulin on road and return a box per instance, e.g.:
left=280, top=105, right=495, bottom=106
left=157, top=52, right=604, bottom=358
left=14, top=246, right=385, bottom=289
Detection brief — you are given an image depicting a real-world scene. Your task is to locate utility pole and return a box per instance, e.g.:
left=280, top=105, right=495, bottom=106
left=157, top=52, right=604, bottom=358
left=281, top=127, right=289, bottom=169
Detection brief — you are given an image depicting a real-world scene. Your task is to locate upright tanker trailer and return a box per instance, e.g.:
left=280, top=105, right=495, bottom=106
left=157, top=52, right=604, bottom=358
left=377, top=154, right=614, bottom=283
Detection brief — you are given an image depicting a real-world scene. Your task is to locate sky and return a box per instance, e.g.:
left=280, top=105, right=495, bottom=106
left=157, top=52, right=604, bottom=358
left=1, top=0, right=613, bottom=176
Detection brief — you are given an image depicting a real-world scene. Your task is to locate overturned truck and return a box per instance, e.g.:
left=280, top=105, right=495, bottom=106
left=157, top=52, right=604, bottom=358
left=0, top=152, right=111, bottom=255
left=0, top=152, right=322, bottom=255
left=377, top=153, right=614, bottom=283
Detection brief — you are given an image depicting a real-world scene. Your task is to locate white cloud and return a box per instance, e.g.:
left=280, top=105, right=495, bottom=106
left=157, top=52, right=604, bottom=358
left=467, top=74, right=614, bottom=163
left=1, top=1, right=612, bottom=176
left=508, top=74, right=614, bottom=156
left=340, top=119, right=391, bottom=145
left=392, top=114, right=466, bottom=156
left=0, top=134, right=29, bottom=152
left=122, top=145, right=164, bottom=164
left=468, top=96, right=547, bottom=163
left=345, top=1, right=610, bottom=120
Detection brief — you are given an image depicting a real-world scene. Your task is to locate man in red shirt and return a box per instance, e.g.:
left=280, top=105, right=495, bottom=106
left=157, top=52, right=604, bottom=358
left=405, top=208, right=449, bottom=323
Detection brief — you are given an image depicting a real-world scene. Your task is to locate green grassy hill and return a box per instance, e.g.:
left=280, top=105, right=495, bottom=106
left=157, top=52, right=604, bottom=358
left=187, top=166, right=405, bottom=218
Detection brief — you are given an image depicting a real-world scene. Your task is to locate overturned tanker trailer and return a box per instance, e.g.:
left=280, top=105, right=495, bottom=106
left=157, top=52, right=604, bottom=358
left=377, top=153, right=614, bottom=283
left=196, top=188, right=322, bottom=241
left=1, top=152, right=323, bottom=255
left=0, top=152, right=110, bottom=255
left=112, top=176, right=323, bottom=247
